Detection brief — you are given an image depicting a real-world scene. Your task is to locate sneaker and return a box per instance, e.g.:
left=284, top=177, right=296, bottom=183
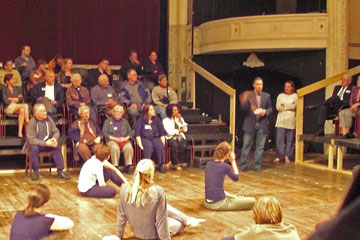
left=186, top=218, right=206, bottom=227
left=57, top=171, right=70, bottom=180
left=124, top=165, right=133, bottom=174
left=31, top=172, right=40, bottom=181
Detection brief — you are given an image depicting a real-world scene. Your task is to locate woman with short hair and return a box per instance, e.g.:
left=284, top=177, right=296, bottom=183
left=117, top=159, right=204, bottom=239
left=10, top=184, right=74, bottom=239
left=2, top=74, right=29, bottom=137
left=204, top=141, right=255, bottom=211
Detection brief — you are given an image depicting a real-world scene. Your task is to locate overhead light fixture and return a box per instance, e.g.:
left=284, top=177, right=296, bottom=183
left=243, top=53, right=264, bottom=68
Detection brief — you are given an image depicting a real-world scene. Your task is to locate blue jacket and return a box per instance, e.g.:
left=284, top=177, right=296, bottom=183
left=119, top=80, right=151, bottom=106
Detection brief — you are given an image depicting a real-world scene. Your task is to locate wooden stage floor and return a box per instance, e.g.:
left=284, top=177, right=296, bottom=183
left=0, top=152, right=353, bottom=240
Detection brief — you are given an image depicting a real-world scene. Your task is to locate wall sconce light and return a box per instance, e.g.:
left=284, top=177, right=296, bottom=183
left=243, top=53, right=264, bottom=68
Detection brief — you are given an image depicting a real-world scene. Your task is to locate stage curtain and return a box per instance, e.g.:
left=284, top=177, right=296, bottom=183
left=0, top=0, right=160, bottom=65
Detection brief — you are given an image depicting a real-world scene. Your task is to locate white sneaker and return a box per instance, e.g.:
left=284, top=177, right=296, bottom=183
left=186, top=218, right=206, bottom=227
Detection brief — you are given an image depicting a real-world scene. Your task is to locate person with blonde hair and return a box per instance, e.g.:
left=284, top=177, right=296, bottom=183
left=205, top=141, right=255, bottom=211
left=117, top=159, right=205, bottom=239
left=10, top=184, right=74, bottom=239
left=222, top=196, right=300, bottom=240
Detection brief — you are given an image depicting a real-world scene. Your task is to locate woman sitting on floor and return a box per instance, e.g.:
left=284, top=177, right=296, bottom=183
left=222, top=196, right=300, bottom=240
left=163, top=104, right=188, bottom=170
left=1, top=73, right=29, bottom=138
left=78, top=145, right=127, bottom=198
left=117, top=159, right=205, bottom=240
left=10, top=184, right=74, bottom=240
left=134, top=104, right=166, bottom=173
left=204, top=141, right=256, bottom=211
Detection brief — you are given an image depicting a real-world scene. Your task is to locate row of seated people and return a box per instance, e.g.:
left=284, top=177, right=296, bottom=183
left=0, top=46, right=164, bottom=92
left=27, top=101, right=188, bottom=180
left=306, top=74, right=360, bottom=138
left=1, top=66, right=178, bottom=138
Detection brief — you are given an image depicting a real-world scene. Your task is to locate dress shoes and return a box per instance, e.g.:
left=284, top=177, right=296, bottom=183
left=124, top=165, right=133, bottom=174
left=31, top=172, right=40, bottom=181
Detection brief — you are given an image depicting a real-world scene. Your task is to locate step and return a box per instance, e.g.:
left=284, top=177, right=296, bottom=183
left=180, top=109, right=201, bottom=116
left=0, top=137, right=25, bottom=147
left=178, top=102, right=193, bottom=109
left=194, top=156, right=213, bottom=169
left=185, top=132, right=233, bottom=141
left=187, top=124, right=229, bottom=134
left=183, top=115, right=212, bottom=124
left=192, top=144, right=218, bottom=152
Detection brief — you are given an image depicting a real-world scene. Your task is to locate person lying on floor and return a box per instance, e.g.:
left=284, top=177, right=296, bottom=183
left=222, top=196, right=300, bottom=240
left=78, top=145, right=128, bottom=198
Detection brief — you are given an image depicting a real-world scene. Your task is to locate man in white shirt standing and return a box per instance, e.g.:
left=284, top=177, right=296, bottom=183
left=306, top=74, right=352, bottom=136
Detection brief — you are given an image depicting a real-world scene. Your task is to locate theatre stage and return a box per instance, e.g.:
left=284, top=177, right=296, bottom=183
left=0, top=152, right=352, bottom=240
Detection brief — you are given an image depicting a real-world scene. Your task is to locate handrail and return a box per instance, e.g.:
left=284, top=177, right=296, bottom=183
left=297, top=65, right=360, bottom=97
left=183, top=57, right=236, bottom=149
left=295, top=65, right=360, bottom=165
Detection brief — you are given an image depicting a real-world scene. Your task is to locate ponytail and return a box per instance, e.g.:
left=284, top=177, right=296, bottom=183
left=23, top=184, right=50, bottom=217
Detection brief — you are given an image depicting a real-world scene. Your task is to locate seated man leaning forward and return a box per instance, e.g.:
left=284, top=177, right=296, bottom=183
left=78, top=145, right=127, bottom=198
left=68, top=105, right=103, bottom=161
left=27, top=103, right=70, bottom=181
left=119, top=68, right=151, bottom=126
left=152, top=74, right=178, bottom=120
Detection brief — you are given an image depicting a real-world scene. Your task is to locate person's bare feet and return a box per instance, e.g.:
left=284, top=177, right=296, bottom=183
left=273, top=158, right=280, bottom=163
left=285, top=157, right=291, bottom=163
left=18, top=132, right=23, bottom=138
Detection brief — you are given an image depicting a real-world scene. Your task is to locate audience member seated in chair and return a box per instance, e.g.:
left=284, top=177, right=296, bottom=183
left=27, top=103, right=70, bottom=181
left=163, top=104, right=188, bottom=171
left=0, top=57, right=22, bottom=90
left=102, top=105, right=134, bottom=174
left=308, top=166, right=360, bottom=240
left=91, top=74, right=120, bottom=118
left=338, top=76, right=360, bottom=138
left=119, top=68, right=151, bottom=126
left=28, top=58, right=46, bottom=92
left=117, top=159, right=205, bottom=240
left=2, top=74, right=29, bottom=138
left=120, top=50, right=143, bottom=80
left=48, top=53, right=64, bottom=77
left=78, top=145, right=127, bottom=198
left=135, top=104, right=166, bottom=173
left=142, top=50, right=164, bottom=90
left=222, top=196, right=300, bottom=240
left=205, top=141, right=255, bottom=211
left=57, top=58, right=77, bottom=90
left=68, top=105, right=103, bottom=162
left=14, top=45, right=36, bottom=84
left=66, top=73, right=97, bottom=124
left=152, top=74, right=178, bottom=120
left=87, top=58, right=113, bottom=89
left=306, top=74, right=352, bottom=136
left=10, top=184, right=74, bottom=240
left=28, top=70, right=64, bottom=117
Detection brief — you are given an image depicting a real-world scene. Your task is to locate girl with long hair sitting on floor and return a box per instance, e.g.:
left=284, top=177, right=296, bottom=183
left=222, top=196, right=300, bottom=240
left=204, top=141, right=256, bottom=211
left=10, top=184, right=74, bottom=240
left=116, top=159, right=205, bottom=239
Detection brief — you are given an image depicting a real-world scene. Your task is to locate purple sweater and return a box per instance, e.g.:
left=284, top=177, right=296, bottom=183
left=205, top=161, right=239, bottom=202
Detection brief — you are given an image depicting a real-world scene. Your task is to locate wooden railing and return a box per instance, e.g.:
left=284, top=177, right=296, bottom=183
left=183, top=57, right=236, bottom=149
left=296, top=65, right=360, bottom=164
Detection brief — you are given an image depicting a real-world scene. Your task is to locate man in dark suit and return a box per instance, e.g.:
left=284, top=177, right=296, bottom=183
left=239, top=77, right=272, bottom=172
left=28, top=70, right=64, bottom=116
left=306, top=74, right=352, bottom=136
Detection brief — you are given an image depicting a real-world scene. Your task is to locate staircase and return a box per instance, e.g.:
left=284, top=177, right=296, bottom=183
left=179, top=102, right=233, bottom=169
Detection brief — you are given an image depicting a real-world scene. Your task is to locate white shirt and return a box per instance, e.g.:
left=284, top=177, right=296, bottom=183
left=162, top=117, right=188, bottom=140
left=78, top=156, right=104, bottom=193
left=275, top=93, right=298, bottom=129
left=44, top=84, right=55, bottom=101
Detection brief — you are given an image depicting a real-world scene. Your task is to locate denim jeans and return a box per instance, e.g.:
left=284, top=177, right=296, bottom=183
left=240, top=122, right=266, bottom=171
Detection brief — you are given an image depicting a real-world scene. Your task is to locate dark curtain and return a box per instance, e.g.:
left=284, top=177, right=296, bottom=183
left=0, top=0, right=161, bottom=65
